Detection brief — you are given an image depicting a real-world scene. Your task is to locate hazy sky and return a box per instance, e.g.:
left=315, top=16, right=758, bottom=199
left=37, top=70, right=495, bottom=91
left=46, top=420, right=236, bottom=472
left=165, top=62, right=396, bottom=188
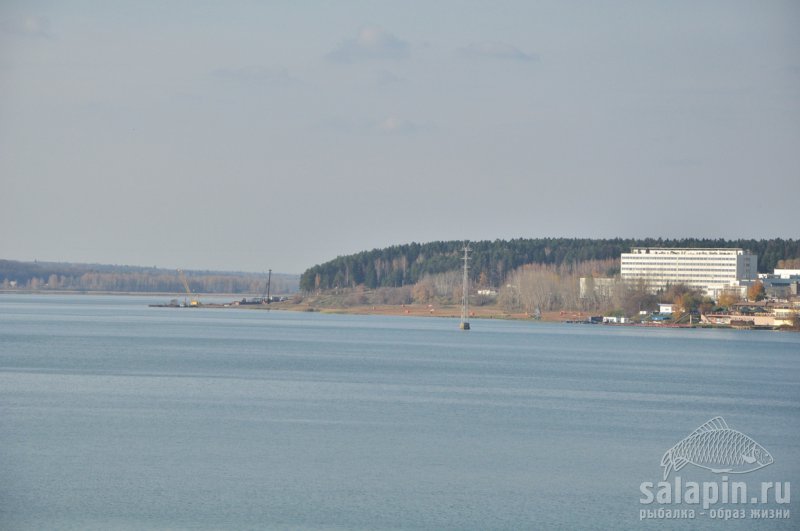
left=2, top=1, right=798, bottom=273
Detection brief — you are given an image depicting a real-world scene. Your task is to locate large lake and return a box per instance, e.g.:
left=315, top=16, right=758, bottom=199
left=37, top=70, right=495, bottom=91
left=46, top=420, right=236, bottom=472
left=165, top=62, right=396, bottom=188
left=1, top=294, right=798, bottom=529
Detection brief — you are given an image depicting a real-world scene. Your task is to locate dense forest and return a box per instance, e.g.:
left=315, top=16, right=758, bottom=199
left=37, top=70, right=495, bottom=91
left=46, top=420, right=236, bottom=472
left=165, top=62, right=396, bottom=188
left=300, top=238, right=800, bottom=291
left=0, top=260, right=299, bottom=294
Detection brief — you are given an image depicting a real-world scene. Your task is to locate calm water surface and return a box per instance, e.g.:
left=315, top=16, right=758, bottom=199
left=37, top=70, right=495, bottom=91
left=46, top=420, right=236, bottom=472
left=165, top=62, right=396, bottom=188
left=1, top=294, right=798, bottom=529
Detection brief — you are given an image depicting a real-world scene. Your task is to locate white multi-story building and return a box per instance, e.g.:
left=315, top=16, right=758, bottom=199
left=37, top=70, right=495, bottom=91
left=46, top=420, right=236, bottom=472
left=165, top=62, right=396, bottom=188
left=620, top=248, right=757, bottom=298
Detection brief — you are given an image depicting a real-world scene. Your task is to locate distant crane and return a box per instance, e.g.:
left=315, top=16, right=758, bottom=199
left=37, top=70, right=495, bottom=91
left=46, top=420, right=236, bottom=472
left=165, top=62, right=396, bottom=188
left=177, top=269, right=199, bottom=307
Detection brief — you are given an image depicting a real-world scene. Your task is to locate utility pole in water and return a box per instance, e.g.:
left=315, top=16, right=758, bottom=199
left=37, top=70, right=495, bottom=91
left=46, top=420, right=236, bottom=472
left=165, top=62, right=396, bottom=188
left=460, top=243, right=471, bottom=330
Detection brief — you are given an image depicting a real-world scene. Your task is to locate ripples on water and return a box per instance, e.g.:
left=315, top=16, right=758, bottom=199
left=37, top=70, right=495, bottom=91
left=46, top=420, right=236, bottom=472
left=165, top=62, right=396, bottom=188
left=1, top=295, right=798, bottom=529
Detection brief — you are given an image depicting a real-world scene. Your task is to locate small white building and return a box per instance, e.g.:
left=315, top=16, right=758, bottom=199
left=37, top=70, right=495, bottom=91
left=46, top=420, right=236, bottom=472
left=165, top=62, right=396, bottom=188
left=659, top=303, right=674, bottom=315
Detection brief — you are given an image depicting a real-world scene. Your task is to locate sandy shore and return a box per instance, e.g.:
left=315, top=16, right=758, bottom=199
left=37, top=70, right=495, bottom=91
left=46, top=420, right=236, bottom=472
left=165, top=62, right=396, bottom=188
left=262, top=301, right=589, bottom=323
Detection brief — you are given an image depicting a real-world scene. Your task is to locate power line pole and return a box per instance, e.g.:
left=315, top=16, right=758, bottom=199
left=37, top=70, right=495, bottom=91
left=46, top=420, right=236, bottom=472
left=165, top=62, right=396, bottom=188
left=460, top=243, right=471, bottom=330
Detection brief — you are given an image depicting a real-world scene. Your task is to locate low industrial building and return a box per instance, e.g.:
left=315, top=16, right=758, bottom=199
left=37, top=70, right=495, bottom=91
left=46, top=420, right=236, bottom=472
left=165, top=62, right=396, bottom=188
left=702, top=302, right=799, bottom=329
left=751, top=269, right=800, bottom=299
left=774, top=269, right=800, bottom=279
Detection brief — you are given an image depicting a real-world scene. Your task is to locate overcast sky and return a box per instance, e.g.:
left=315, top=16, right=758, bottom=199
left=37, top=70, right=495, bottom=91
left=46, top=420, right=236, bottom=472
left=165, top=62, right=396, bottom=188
left=1, top=1, right=798, bottom=273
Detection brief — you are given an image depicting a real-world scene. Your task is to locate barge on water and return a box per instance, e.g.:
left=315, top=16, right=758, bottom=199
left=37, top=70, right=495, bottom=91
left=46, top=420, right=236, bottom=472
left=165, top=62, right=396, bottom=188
left=149, top=298, right=200, bottom=308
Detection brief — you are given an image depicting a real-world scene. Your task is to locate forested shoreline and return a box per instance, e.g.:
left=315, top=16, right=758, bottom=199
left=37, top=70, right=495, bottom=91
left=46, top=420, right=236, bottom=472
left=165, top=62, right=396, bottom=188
left=300, top=238, right=800, bottom=291
left=0, top=260, right=299, bottom=294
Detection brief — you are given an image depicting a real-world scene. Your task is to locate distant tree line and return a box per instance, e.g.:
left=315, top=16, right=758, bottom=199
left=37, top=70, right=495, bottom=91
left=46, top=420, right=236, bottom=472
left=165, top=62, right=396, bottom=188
left=0, top=260, right=299, bottom=294
left=300, top=238, right=800, bottom=291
